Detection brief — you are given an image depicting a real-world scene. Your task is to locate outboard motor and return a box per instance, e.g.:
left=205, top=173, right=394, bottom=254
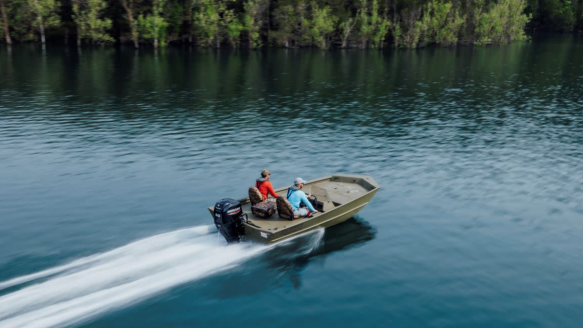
left=213, top=198, right=246, bottom=243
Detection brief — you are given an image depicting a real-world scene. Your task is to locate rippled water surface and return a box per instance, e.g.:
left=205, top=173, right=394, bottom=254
left=1, top=35, right=583, bottom=328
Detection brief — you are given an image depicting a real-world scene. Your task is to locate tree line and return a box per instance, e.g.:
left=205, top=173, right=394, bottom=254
left=0, top=0, right=581, bottom=48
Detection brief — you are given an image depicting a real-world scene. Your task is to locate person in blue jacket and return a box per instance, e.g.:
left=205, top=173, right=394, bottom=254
left=287, top=177, right=319, bottom=217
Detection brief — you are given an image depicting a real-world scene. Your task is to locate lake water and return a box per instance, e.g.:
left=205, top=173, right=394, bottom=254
left=1, top=35, right=583, bottom=328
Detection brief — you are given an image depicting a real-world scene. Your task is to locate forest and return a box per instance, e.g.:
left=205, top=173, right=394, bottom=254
left=0, top=0, right=582, bottom=48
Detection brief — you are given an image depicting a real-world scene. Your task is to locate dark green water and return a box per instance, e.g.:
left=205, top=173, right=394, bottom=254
left=1, top=35, right=583, bottom=328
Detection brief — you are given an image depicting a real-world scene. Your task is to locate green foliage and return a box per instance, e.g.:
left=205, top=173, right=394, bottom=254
left=165, top=0, right=183, bottom=40
left=416, top=0, right=464, bottom=46
left=545, top=0, right=576, bottom=31
left=391, top=22, right=402, bottom=48
left=192, top=0, right=242, bottom=47
left=358, top=0, right=390, bottom=48
left=28, top=0, right=60, bottom=41
left=3, top=0, right=34, bottom=41
left=270, top=4, right=295, bottom=47
left=271, top=1, right=311, bottom=47
left=308, top=1, right=337, bottom=48
left=29, top=0, right=60, bottom=27
left=138, top=0, right=169, bottom=47
left=398, top=8, right=423, bottom=47
left=72, top=0, right=114, bottom=44
left=0, top=0, right=557, bottom=47
left=222, top=7, right=243, bottom=47
left=242, top=0, right=267, bottom=48
left=296, top=1, right=311, bottom=45
left=476, top=0, right=530, bottom=44
left=193, top=0, right=222, bottom=47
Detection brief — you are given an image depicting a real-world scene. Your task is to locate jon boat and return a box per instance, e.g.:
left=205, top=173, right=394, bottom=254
left=208, top=174, right=380, bottom=244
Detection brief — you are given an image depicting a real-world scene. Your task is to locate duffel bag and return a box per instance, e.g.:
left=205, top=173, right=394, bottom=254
left=251, top=201, right=276, bottom=219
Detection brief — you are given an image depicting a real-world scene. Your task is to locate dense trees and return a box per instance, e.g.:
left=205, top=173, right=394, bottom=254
left=72, top=0, right=113, bottom=45
left=0, top=0, right=580, bottom=48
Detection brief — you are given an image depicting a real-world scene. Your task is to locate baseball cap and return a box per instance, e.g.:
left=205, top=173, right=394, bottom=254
left=294, top=177, right=307, bottom=185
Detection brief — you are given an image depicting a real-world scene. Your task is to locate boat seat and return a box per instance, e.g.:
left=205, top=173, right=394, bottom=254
left=248, top=186, right=263, bottom=205
left=276, top=196, right=296, bottom=220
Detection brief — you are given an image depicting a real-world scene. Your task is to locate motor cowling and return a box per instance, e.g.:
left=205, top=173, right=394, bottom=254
left=213, top=198, right=246, bottom=243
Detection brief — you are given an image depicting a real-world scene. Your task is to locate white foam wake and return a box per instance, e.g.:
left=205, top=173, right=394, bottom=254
left=0, top=225, right=325, bottom=328
left=0, top=226, right=214, bottom=291
left=0, top=226, right=324, bottom=328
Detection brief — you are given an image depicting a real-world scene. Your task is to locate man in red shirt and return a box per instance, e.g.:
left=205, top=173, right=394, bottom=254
left=256, top=169, right=278, bottom=201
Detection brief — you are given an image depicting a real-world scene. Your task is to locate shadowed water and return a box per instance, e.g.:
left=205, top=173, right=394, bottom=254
left=1, top=34, right=583, bottom=327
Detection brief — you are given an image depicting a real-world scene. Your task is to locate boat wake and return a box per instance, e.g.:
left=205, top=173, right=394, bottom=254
left=0, top=226, right=324, bottom=328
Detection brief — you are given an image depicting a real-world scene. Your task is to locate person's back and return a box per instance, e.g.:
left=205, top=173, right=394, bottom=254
left=256, top=169, right=278, bottom=200
left=286, top=178, right=318, bottom=217
left=286, top=185, right=306, bottom=210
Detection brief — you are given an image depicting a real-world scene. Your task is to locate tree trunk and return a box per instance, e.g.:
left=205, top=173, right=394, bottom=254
left=121, top=0, right=139, bottom=48
left=187, top=2, right=194, bottom=43
left=341, top=25, right=352, bottom=48
left=0, top=0, right=12, bottom=45
left=153, top=19, right=158, bottom=47
left=342, top=13, right=359, bottom=49
left=39, top=16, right=46, bottom=44
left=71, top=0, right=81, bottom=46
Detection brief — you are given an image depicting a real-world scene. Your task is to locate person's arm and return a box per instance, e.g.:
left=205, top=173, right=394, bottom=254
left=266, top=182, right=279, bottom=198
left=300, top=193, right=316, bottom=212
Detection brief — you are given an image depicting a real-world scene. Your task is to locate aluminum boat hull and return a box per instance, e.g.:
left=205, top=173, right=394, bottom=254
left=208, top=174, right=380, bottom=244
